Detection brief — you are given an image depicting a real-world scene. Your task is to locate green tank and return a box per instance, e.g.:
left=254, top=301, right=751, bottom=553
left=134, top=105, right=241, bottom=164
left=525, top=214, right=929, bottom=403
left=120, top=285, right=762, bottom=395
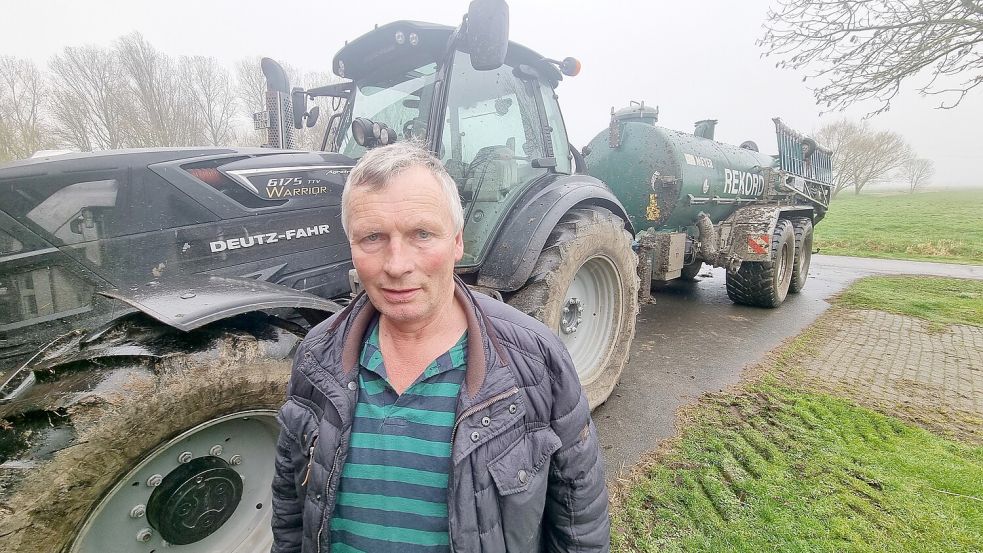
left=585, top=103, right=781, bottom=232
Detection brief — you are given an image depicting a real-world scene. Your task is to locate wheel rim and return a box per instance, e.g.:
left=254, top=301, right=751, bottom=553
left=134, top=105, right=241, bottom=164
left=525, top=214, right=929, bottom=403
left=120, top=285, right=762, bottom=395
left=559, top=255, right=622, bottom=384
left=70, top=410, right=278, bottom=553
left=800, top=232, right=813, bottom=277
left=776, top=237, right=794, bottom=292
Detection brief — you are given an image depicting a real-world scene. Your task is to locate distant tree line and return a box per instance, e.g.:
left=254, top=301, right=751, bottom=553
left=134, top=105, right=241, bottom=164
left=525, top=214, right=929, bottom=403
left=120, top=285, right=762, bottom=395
left=817, top=119, right=935, bottom=196
left=0, top=32, right=339, bottom=162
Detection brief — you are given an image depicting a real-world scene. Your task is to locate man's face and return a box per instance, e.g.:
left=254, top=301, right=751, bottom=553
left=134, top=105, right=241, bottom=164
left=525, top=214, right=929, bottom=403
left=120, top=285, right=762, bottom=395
left=347, top=166, right=463, bottom=328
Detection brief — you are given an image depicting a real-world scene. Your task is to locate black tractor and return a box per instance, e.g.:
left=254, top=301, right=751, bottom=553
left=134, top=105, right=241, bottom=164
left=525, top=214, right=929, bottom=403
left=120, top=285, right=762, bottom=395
left=0, top=2, right=638, bottom=551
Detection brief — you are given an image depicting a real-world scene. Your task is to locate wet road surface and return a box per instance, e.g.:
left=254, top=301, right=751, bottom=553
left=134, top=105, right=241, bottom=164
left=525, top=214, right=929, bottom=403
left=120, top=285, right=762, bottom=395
left=594, top=254, right=983, bottom=479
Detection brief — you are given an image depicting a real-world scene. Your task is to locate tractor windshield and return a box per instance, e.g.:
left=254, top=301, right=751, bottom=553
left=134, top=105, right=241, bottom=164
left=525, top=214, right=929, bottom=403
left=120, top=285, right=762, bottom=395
left=338, top=61, right=438, bottom=158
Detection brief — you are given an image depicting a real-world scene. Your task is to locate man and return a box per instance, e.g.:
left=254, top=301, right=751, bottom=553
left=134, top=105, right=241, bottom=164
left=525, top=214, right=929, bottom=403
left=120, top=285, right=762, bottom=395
left=271, top=141, right=609, bottom=552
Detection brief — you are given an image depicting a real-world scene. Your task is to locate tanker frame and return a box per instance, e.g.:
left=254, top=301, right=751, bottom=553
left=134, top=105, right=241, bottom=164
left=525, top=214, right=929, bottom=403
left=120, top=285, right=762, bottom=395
left=585, top=102, right=833, bottom=307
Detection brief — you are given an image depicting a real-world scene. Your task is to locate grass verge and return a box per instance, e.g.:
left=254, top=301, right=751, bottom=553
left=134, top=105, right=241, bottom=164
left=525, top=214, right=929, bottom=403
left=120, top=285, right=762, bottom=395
left=611, top=279, right=983, bottom=552
left=611, top=379, right=983, bottom=553
left=814, top=190, right=983, bottom=264
left=834, top=276, right=983, bottom=328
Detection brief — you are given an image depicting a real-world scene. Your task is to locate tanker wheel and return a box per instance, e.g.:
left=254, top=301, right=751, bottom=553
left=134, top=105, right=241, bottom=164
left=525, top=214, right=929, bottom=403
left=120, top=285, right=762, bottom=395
left=507, top=207, right=638, bottom=409
left=725, top=219, right=795, bottom=308
left=0, top=356, right=290, bottom=553
left=678, top=260, right=704, bottom=281
left=789, top=217, right=814, bottom=294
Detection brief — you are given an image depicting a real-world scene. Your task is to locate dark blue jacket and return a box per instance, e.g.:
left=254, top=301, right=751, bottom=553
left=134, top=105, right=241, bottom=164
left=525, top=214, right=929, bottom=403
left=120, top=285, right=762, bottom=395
left=271, top=279, right=610, bottom=552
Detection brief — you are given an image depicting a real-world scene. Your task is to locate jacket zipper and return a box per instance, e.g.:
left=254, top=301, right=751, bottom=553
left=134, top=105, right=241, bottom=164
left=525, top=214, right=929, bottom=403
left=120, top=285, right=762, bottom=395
left=447, top=386, right=520, bottom=552
left=301, top=435, right=319, bottom=487
left=316, top=442, right=345, bottom=553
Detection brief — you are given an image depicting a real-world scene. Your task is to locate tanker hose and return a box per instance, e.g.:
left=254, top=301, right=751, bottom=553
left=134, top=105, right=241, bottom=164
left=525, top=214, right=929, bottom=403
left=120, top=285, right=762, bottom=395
left=696, top=212, right=717, bottom=260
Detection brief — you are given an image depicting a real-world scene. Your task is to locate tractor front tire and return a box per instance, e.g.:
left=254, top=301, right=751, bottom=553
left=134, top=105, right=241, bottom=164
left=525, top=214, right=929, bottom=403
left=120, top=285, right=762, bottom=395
left=789, top=217, right=814, bottom=294
left=507, top=208, right=638, bottom=409
left=0, top=347, right=290, bottom=553
left=725, top=219, right=796, bottom=308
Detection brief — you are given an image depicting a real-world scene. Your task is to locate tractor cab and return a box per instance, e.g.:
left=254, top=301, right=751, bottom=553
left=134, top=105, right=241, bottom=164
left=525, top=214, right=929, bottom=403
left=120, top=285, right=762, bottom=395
left=301, top=12, right=582, bottom=265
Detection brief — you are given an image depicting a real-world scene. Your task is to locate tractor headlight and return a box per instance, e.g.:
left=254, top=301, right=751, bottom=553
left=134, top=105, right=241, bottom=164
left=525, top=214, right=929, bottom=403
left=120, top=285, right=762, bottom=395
left=352, top=118, right=371, bottom=146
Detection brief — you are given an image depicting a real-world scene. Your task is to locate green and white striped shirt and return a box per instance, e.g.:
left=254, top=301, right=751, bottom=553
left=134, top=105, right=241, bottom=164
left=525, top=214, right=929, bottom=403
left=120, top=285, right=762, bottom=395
left=329, top=319, right=467, bottom=553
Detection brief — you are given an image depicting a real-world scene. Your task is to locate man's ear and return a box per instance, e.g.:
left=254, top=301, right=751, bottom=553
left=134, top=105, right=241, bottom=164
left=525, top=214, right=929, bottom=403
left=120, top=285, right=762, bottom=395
left=454, top=230, right=464, bottom=262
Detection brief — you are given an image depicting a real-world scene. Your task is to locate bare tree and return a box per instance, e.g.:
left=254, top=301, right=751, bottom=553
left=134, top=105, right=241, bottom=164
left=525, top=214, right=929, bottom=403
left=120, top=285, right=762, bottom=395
left=233, top=57, right=269, bottom=147
left=815, top=119, right=864, bottom=197
left=49, top=45, right=132, bottom=151
left=903, top=158, right=936, bottom=193
left=760, top=0, right=983, bottom=115
left=234, top=57, right=269, bottom=119
left=117, top=32, right=199, bottom=147
left=817, top=118, right=913, bottom=196
left=183, top=56, right=237, bottom=146
left=0, top=57, right=56, bottom=161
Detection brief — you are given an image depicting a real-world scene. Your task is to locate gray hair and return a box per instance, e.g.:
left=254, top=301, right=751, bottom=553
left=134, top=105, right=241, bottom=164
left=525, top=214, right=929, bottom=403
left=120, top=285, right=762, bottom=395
left=341, top=141, right=464, bottom=239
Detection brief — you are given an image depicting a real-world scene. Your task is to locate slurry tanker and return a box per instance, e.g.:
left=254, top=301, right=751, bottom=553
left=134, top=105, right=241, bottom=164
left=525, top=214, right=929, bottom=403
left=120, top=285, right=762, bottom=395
left=587, top=103, right=832, bottom=307
left=0, top=2, right=830, bottom=551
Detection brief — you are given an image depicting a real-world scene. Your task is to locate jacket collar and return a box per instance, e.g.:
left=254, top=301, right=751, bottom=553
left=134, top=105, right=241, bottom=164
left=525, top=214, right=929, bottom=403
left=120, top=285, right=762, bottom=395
left=327, top=276, right=511, bottom=402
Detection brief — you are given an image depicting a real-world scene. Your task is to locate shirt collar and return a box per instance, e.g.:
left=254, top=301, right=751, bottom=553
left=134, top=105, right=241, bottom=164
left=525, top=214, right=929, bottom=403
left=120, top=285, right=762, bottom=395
left=359, top=316, right=468, bottom=381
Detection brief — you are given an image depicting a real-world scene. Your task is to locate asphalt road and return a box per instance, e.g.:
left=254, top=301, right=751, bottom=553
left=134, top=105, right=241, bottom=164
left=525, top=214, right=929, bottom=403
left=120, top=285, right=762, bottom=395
left=593, top=254, right=983, bottom=479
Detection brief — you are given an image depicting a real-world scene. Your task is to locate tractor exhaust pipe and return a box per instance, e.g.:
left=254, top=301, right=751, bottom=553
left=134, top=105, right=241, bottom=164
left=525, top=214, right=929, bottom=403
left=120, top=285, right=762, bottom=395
left=254, top=58, right=296, bottom=149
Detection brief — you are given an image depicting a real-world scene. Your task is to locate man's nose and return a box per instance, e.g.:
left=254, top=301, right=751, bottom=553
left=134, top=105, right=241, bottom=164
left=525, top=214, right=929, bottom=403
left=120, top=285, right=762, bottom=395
left=383, top=237, right=414, bottom=277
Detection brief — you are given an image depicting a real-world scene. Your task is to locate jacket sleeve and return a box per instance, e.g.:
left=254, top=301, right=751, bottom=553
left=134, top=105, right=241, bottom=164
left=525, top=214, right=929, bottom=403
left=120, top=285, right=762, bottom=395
left=542, top=345, right=611, bottom=553
left=271, top=350, right=308, bottom=553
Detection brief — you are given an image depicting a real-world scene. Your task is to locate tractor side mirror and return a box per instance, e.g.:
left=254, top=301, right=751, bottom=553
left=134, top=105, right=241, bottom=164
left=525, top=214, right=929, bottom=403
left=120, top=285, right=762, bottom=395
left=292, top=88, right=307, bottom=129
left=465, top=0, right=509, bottom=71
left=306, top=106, right=320, bottom=128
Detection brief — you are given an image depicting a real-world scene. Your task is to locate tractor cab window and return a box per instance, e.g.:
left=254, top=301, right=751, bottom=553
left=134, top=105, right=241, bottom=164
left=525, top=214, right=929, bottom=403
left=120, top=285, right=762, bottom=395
left=0, top=215, right=96, bottom=329
left=338, top=62, right=438, bottom=158
left=539, top=85, right=572, bottom=174
left=4, top=178, right=120, bottom=246
left=439, top=51, right=549, bottom=264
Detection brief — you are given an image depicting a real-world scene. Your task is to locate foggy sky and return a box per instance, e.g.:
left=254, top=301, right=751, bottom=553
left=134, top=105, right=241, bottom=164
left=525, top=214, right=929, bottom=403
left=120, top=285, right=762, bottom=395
left=3, top=0, right=979, bottom=188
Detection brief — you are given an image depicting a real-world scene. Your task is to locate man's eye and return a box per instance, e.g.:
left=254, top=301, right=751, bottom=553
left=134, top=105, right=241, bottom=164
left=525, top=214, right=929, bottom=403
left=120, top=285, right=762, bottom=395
left=364, top=233, right=380, bottom=242
left=416, top=230, right=432, bottom=239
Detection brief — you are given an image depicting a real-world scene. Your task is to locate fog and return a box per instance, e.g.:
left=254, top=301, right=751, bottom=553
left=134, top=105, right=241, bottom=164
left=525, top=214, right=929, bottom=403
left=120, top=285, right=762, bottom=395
left=3, top=0, right=979, bottom=188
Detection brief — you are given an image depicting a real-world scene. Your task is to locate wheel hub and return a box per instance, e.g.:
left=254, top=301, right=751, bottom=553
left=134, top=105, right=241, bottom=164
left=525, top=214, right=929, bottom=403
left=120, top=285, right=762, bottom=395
left=560, top=298, right=584, bottom=334
left=147, top=456, right=244, bottom=545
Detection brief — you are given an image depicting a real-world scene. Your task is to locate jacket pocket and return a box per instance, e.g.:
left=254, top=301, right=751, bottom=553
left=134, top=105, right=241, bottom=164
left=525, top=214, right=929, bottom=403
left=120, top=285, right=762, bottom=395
left=488, top=425, right=562, bottom=495
left=486, top=426, right=562, bottom=552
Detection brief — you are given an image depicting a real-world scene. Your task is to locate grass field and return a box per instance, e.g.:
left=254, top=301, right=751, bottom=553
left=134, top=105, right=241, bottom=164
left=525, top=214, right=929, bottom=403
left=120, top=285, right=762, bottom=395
left=835, top=276, right=983, bottom=328
left=814, top=190, right=983, bottom=264
left=610, top=278, right=983, bottom=552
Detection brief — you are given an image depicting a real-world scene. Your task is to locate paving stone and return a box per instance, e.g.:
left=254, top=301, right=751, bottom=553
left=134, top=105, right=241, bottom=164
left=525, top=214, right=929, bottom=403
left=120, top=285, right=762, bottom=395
left=799, top=309, right=983, bottom=443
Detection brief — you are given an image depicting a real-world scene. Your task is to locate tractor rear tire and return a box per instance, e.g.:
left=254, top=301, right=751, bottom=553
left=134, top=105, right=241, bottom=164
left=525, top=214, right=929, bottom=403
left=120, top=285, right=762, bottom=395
left=0, top=347, right=290, bottom=553
left=507, top=208, right=638, bottom=410
left=789, top=217, right=814, bottom=294
left=725, top=219, right=795, bottom=308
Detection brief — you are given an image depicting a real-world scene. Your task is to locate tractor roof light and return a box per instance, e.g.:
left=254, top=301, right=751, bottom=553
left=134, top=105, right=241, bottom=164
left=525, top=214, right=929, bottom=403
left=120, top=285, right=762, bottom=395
left=408, top=32, right=419, bottom=46
left=378, top=127, right=393, bottom=146
left=395, top=31, right=405, bottom=45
